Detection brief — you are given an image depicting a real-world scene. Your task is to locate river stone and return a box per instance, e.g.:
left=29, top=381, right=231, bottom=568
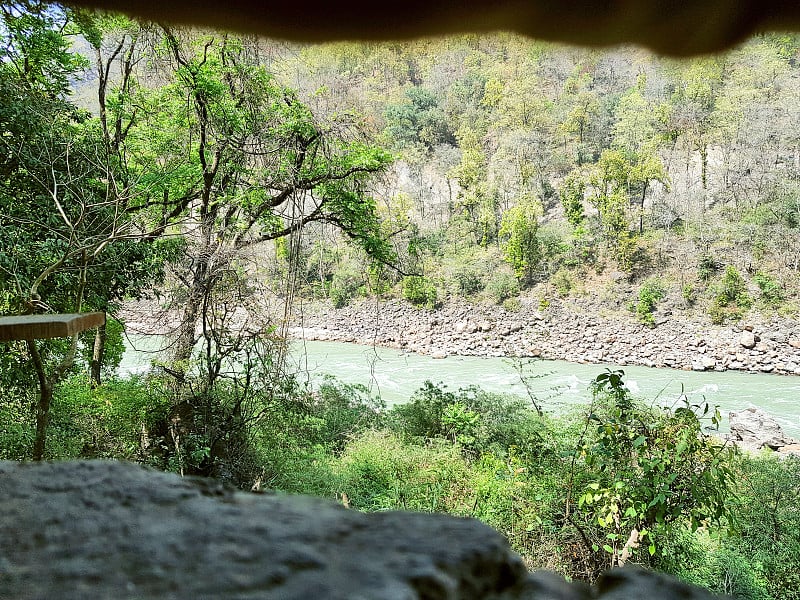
left=729, top=407, right=792, bottom=450
left=778, top=443, right=800, bottom=458
left=739, top=330, right=756, bottom=349
left=0, top=461, right=729, bottom=600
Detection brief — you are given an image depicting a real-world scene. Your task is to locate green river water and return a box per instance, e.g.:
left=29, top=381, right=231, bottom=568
left=121, top=335, right=800, bottom=438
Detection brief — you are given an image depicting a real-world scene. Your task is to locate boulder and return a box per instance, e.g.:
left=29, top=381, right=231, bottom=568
left=739, top=330, right=756, bottom=349
left=729, top=407, right=793, bottom=450
left=1, top=460, right=528, bottom=600
left=778, top=443, right=800, bottom=458
left=0, top=461, right=728, bottom=600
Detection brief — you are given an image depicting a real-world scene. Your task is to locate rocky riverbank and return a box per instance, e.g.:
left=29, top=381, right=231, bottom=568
left=288, top=295, right=800, bottom=376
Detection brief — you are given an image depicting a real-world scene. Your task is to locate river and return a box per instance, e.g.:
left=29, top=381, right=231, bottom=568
left=120, top=335, right=800, bottom=438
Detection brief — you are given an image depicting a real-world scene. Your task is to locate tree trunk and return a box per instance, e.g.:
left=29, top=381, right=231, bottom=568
left=26, top=339, right=51, bottom=461
left=90, top=323, right=107, bottom=388
left=172, top=258, right=209, bottom=367
left=32, top=381, right=54, bottom=461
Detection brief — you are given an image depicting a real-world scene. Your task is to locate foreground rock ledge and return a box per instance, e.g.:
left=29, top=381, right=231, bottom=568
left=0, top=461, right=724, bottom=599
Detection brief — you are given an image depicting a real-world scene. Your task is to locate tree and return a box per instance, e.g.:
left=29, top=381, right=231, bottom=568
left=0, top=3, right=174, bottom=458
left=140, top=28, right=393, bottom=367
left=498, top=196, right=541, bottom=282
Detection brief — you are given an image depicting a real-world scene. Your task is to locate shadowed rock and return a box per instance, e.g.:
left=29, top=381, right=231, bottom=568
left=0, top=460, right=727, bottom=599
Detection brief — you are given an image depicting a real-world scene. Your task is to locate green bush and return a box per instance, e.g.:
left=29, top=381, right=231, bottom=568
left=332, top=430, right=470, bottom=513
left=0, top=393, right=34, bottom=460
left=708, top=266, right=752, bottom=324
left=754, top=271, right=784, bottom=308
left=329, top=269, right=363, bottom=308
left=724, top=455, right=800, bottom=600
left=401, top=275, right=438, bottom=308
left=635, top=278, right=666, bottom=326
left=47, top=375, right=171, bottom=461
left=698, top=254, right=720, bottom=282
left=502, top=296, right=522, bottom=312
left=681, top=283, right=696, bottom=306
left=308, top=376, right=385, bottom=453
left=389, top=382, right=551, bottom=462
left=485, top=271, right=520, bottom=304
left=573, top=371, right=734, bottom=573
left=551, top=268, right=573, bottom=297
left=452, top=265, right=484, bottom=296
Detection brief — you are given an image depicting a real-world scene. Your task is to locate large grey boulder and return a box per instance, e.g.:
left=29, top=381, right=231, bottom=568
left=729, top=406, right=795, bottom=451
left=0, top=461, right=726, bottom=599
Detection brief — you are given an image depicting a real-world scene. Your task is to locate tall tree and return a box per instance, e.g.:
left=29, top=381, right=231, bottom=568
left=144, top=28, right=394, bottom=367
left=0, top=3, right=173, bottom=458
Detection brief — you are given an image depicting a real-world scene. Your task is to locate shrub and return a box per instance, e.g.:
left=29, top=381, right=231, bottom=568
left=329, top=269, right=363, bottom=308
left=401, top=275, right=438, bottom=309
left=502, top=296, right=521, bottom=312
left=708, top=266, right=752, bottom=324
left=485, top=271, right=520, bottom=304
left=698, top=254, right=720, bottom=282
left=754, top=271, right=784, bottom=308
left=452, top=266, right=484, bottom=296
left=551, top=268, right=573, bottom=297
left=308, top=376, right=385, bottom=453
left=389, top=382, right=551, bottom=462
left=332, top=430, right=470, bottom=513
left=574, top=371, right=734, bottom=574
left=635, top=278, right=666, bottom=326
left=723, top=455, right=800, bottom=600
left=681, top=283, right=696, bottom=306
left=47, top=375, right=171, bottom=461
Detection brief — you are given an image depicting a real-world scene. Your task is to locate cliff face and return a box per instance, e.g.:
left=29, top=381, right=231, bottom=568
left=0, top=460, right=725, bottom=599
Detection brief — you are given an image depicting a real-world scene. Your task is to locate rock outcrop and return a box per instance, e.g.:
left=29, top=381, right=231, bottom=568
left=729, top=407, right=800, bottom=454
left=0, top=460, right=728, bottom=599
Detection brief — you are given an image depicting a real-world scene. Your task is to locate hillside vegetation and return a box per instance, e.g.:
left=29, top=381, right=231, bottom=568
left=265, top=34, right=800, bottom=323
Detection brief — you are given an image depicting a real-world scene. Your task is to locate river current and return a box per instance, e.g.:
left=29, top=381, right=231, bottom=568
left=121, top=335, right=800, bottom=438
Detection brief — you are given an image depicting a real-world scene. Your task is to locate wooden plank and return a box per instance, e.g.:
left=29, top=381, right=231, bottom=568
left=0, top=313, right=106, bottom=341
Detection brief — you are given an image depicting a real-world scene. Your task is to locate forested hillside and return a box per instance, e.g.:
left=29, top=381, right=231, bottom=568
left=262, top=35, right=800, bottom=323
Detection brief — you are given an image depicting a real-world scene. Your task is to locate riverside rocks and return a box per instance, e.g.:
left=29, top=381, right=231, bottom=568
left=729, top=407, right=800, bottom=454
left=0, top=460, right=728, bottom=600
left=289, top=297, right=800, bottom=376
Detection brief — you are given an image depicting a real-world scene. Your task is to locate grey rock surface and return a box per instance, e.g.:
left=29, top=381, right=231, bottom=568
left=729, top=406, right=795, bottom=450
left=0, top=461, right=727, bottom=600
left=739, top=330, right=757, bottom=349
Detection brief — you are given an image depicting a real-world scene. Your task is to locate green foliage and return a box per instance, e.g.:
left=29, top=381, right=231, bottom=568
left=754, top=271, right=784, bottom=308
left=502, top=296, right=522, bottom=312
left=708, top=266, right=753, bottom=324
left=329, top=268, right=363, bottom=308
left=20, top=375, right=172, bottom=461
left=331, top=430, right=470, bottom=513
left=499, top=197, right=542, bottom=282
left=401, top=275, right=438, bottom=308
left=698, top=254, right=720, bottom=282
left=681, top=283, right=696, bottom=306
left=389, top=382, right=550, bottom=461
left=485, top=271, right=520, bottom=304
left=635, top=278, right=667, bottom=326
left=551, top=268, right=573, bottom=297
left=724, top=455, right=800, bottom=600
left=560, top=172, right=586, bottom=228
left=384, top=87, right=454, bottom=150
left=575, top=371, right=733, bottom=568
